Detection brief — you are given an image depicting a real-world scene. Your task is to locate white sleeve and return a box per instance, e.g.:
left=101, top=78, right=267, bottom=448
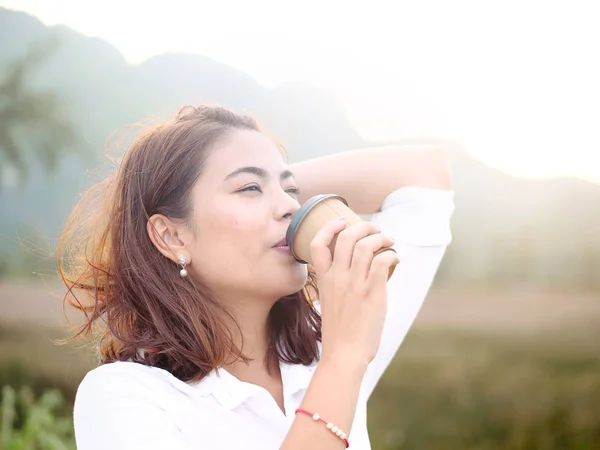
left=362, top=186, right=455, bottom=397
left=73, top=368, right=194, bottom=450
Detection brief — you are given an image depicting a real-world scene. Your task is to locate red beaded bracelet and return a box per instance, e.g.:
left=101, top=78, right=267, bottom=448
left=295, top=408, right=350, bottom=448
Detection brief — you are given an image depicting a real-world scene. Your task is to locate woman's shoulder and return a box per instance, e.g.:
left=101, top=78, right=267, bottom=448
left=79, top=360, right=170, bottom=385
left=73, top=364, right=218, bottom=448
left=76, top=361, right=197, bottom=402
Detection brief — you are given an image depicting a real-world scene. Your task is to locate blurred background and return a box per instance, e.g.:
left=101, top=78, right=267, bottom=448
left=0, top=1, right=599, bottom=449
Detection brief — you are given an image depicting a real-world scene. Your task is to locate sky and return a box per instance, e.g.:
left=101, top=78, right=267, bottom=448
left=2, top=0, right=599, bottom=182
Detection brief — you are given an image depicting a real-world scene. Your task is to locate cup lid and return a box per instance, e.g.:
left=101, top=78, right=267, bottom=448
left=286, top=194, right=348, bottom=263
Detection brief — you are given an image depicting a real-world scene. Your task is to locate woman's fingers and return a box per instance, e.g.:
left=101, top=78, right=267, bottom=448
left=367, top=249, right=400, bottom=288
left=350, top=233, right=395, bottom=279
left=311, top=219, right=397, bottom=285
left=331, top=222, right=382, bottom=271
left=310, top=217, right=348, bottom=274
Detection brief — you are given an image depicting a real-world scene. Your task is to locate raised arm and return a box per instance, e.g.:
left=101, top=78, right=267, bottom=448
left=291, top=143, right=455, bottom=398
left=290, top=144, right=453, bottom=213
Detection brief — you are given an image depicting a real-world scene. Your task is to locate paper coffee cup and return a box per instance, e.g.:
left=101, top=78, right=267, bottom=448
left=286, top=194, right=397, bottom=280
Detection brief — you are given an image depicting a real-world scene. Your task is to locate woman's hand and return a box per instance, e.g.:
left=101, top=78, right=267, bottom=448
left=311, top=217, right=400, bottom=369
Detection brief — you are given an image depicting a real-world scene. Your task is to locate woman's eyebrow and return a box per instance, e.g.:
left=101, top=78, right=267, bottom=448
left=224, top=166, right=295, bottom=181
left=280, top=169, right=295, bottom=181
left=224, top=166, right=268, bottom=181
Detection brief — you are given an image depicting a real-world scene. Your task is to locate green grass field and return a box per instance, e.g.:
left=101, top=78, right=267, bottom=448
left=368, top=328, right=600, bottom=449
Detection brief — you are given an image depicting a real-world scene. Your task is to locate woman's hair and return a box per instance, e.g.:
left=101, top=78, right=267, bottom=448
left=58, top=105, right=322, bottom=381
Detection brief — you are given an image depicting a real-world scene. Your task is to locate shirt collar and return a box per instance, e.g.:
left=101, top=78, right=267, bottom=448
left=189, top=360, right=318, bottom=410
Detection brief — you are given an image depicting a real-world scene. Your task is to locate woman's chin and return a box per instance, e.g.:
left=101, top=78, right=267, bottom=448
left=291, top=263, right=309, bottom=286
left=272, top=264, right=309, bottom=298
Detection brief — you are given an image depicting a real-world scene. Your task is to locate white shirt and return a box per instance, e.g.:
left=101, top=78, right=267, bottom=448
left=74, top=186, right=455, bottom=450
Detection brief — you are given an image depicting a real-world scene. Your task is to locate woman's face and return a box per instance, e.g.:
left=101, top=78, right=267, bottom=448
left=186, top=129, right=308, bottom=302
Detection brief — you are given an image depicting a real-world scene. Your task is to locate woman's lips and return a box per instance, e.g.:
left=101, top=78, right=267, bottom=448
left=273, top=237, right=288, bottom=247
left=273, top=244, right=292, bottom=255
left=272, top=236, right=292, bottom=255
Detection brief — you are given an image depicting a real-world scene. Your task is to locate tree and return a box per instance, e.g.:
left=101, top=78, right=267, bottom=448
left=0, top=39, right=78, bottom=188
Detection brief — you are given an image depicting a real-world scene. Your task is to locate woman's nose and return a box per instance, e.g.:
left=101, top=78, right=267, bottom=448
left=277, top=192, right=301, bottom=221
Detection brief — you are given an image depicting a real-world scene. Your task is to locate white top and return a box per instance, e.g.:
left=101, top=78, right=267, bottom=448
left=73, top=186, right=455, bottom=450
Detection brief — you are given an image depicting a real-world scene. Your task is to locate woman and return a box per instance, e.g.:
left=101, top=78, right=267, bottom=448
left=61, top=104, right=454, bottom=449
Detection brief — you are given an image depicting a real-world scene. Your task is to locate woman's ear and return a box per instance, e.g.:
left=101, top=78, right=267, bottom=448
left=147, top=214, right=191, bottom=264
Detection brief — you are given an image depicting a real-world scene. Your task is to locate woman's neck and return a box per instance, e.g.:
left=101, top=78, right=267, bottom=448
left=217, top=294, right=286, bottom=412
left=220, top=295, right=274, bottom=376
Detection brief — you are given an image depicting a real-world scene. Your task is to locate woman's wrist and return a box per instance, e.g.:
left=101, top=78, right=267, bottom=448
left=319, top=350, right=369, bottom=379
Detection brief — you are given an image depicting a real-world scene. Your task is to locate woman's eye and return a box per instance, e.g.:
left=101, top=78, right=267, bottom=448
left=239, top=184, right=262, bottom=193
left=286, top=187, right=301, bottom=197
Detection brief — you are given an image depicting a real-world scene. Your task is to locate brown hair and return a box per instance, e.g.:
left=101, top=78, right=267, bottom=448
left=58, top=105, right=322, bottom=381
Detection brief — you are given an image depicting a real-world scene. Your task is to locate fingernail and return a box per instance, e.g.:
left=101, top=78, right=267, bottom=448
left=336, top=216, right=346, bottom=221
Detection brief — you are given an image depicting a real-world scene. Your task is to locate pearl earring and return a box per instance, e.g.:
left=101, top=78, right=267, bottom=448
left=178, top=254, right=188, bottom=277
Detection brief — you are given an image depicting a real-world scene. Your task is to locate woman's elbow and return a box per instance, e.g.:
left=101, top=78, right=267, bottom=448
left=402, top=145, right=453, bottom=190
left=429, top=146, right=453, bottom=190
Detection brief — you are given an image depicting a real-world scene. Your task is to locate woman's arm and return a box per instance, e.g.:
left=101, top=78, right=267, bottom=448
left=291, top=143, right=455, bottom=399
left=290, top=144, right=453, bottom=213
left=281, top=355, right=368, bottom=450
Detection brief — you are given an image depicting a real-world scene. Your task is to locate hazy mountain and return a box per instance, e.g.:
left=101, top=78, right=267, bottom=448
left=0, top=7, right=598, bottom=287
